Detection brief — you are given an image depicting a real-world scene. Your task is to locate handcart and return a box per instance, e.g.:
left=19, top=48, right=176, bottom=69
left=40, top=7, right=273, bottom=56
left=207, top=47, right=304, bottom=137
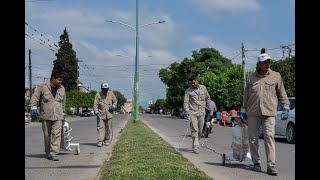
left=201, top=120, right=251, bottom=166
left=60, top=119, right=80, bottom=155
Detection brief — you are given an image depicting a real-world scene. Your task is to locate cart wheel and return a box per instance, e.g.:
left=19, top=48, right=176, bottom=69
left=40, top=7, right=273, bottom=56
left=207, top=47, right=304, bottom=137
left=222, top=153, right=226, bottom=166
left=76, top=147, right=80, bottom=155
left=205, top=127, right=210, bottom=138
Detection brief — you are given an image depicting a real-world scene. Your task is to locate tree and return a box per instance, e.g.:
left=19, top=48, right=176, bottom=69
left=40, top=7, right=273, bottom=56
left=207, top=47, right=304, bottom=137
left=271, top=56, right=295, bottom=97
left=52, top=28, right=79, bottom=92
left=199, top=64, right=244, bottom=108
left=113, top=91, right=127, bottom=111
left=159, top=47, right=233, bottom=109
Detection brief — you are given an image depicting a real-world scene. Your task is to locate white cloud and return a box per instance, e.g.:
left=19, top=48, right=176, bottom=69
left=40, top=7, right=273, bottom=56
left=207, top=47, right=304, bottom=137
left=192, top=0, right=260, bottom=15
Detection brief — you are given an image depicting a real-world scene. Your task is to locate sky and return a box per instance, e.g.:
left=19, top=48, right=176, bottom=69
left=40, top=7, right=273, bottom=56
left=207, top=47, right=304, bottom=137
left=25, top=0, right=295, bottom=108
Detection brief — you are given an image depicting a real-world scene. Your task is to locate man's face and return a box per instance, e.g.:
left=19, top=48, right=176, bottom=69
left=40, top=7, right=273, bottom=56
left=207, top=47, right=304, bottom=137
left=258, top=59, right=271, bottom=71
left=101, top=88, right=109, bottom=95
left=52, top=77, right=63, bottom=87
left=191, top=80, right=199, bottom=88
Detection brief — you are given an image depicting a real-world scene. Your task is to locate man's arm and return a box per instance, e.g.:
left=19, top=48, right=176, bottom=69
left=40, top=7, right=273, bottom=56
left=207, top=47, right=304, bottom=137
left=112, top=91, right=118, bottom=108
left=183, top=89, right=189, bottom=111
left=277, top=75, right=289, bottom=109
left=93, top=93, right=99, bottom=113
left=30, top=85, right=42, bottom=109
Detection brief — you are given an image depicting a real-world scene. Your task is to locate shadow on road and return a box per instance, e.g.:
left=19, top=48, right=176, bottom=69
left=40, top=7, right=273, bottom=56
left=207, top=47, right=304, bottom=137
left=25, top=165, right=101, bottom=169
left=79, top=142, right=97, bottom=147
left=25, top=154, right=46, bottom=158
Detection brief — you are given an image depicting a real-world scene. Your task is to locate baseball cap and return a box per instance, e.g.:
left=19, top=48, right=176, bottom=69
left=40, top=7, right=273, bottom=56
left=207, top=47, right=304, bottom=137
left=101, top=83, right=109, bottom=89
left=258, top=53, right=272, bottom=62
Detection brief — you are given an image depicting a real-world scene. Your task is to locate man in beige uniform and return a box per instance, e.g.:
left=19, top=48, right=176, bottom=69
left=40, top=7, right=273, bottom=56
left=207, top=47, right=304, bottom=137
left=93, top=83, right=117, bottom=147
left=30, top=70, right=66, bottom=161
left=240, top=53, right=289, bottom=175
left=183, top=75, right=210, bottom=154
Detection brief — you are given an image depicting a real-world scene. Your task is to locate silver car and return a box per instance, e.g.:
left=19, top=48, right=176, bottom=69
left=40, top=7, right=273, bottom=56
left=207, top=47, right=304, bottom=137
left=259, top=97, right=295, bottom=143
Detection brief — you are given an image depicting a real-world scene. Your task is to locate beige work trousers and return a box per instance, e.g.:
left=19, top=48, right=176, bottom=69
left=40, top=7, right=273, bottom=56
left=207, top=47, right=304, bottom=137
left=247, top=115, right=276, bottom=168
left=42, top=120, right=62, bottom=156
left=97, top=117, right=112, bottom=143
left=190, top=115, right=205, bottom=149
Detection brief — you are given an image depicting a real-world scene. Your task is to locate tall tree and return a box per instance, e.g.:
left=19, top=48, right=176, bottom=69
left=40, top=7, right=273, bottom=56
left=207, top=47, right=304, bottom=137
left=52, top=28, right=78, bottom=91
left=159, top=47, right=233, bottom=109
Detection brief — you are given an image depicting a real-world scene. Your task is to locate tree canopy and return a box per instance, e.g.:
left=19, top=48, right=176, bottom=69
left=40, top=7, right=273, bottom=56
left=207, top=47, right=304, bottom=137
left=52, top=28, right=79, bottom=92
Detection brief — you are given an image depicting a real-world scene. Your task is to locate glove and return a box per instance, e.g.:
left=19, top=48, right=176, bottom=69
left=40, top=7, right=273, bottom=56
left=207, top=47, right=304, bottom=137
left=108, top=106, right=115, bottom=112
left=185, top=110, right=191, bottom=120
left=95, top=111, right=101, bottom=117
left=30, top=109, right=37, bottom=119
left=30, top=106, right=38, bottom=119
left=239, top=107, right=247, bottom=120
left=239, top=112, right=247, bottom=120
left=281, top=107, right=289, bottom=120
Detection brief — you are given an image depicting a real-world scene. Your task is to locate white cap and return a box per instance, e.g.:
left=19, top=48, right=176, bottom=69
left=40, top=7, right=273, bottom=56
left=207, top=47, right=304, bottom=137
left=257, top=53, right=272, bottom=62
left=101, top=83, right=109, bottom=89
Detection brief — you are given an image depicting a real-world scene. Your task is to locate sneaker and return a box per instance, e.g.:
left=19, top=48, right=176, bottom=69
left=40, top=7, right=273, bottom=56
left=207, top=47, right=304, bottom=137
left=193, top=148, right=199, bottom=154
left=46, top=154, right=59, bottom=161
left=252, top=163, right=262, bottom=172
left=103, top=140, right=110, bottom=146
left=267, top=167, right=278, bottom=175
left=97, top=142, right=102, bottom=147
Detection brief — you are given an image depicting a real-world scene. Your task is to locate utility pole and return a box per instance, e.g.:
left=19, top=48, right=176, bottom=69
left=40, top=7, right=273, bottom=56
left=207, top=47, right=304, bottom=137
left=29, top=49, right=32, bottom=100
left=241, top=43, right=246, bottom=90
left=133, top=0, right=140, bottom=121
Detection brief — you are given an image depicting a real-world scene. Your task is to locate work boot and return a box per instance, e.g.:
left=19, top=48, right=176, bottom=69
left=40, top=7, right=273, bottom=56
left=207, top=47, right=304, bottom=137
left=193, top=147, right=199, bottom=154
left=103, top=140, right=110, bottom=146
left=97, top=142, right=102, bottom=147
left=267, top=167, right=278, bottom=175
left=46, top=154, right=59, bottom=161
left=252, top=163, right=262, bottom=172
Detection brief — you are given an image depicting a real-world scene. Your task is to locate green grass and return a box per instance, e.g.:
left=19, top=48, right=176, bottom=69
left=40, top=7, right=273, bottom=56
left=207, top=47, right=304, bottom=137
left=99, top=119, right=213, bottom=180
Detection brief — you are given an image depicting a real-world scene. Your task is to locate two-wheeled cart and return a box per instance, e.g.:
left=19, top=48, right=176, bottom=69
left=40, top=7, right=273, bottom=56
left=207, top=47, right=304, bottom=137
left=60, top=119, right=80, bottom=155
left=201, top=122, right=251, bottom=166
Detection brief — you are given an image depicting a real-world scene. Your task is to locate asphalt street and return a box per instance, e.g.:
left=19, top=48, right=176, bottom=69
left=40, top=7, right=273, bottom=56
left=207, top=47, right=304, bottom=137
left=141, top=114, right=295, bottom=180
left=25, top=113, right=295, bottom=180
left=25, top=114, right=130, bottom=180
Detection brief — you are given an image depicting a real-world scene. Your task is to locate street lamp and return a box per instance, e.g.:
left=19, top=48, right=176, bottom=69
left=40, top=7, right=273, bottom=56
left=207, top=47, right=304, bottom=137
left=106, top=0, right=165, bottom=120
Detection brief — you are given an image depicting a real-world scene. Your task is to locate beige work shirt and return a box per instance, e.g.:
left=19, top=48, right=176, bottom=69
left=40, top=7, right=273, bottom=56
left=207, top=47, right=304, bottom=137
left=242, top=69, right=289, bottom=117
left=93, top=91, right=117, bottom=120
left=30, top=81, right=66, bottom=121
left=183, top=85, right=211, bottom=116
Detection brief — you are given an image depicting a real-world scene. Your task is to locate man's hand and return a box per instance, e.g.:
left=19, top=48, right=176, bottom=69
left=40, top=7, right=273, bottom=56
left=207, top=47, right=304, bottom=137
left=185, top=110, right=191, bottom=120
left=95, top=111, right=101, bottom=117
left=108, top=106, right=115, bottom=112
left=239, top=107, right=247, bottom=120
left=30, top=106, right=38, bottom=119
left=281, top=107, right=289, bottom=120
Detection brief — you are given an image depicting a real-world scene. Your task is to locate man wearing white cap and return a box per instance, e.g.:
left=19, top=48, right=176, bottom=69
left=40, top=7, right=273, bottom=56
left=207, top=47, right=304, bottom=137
left=93, top=83, right=117, bottom=147
left=239, top=52, right=290, bottom=175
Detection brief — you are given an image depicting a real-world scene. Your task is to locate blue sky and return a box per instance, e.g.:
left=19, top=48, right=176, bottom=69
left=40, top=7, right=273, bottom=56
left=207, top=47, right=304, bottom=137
left=25, top=0, right=295, bottom=108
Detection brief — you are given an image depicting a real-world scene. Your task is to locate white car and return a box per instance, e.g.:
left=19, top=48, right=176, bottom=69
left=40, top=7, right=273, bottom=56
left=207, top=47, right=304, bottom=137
left=259, top=97, right=295, bottom=144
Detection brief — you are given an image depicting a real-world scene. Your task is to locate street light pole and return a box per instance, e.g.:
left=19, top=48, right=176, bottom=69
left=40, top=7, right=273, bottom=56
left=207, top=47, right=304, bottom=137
left=134, top=0, right=139, bottom=120
left=105, top=0, right=165, bottom=120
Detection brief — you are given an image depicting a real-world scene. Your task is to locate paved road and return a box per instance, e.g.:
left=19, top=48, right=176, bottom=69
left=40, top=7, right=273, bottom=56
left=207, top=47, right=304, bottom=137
left=141, top=114, right=295, bottom=180
left=25, top=114, right=130, bottom=180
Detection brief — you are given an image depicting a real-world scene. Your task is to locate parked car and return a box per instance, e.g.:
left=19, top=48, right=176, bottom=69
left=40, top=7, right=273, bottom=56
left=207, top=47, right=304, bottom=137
left=87, top=108, right=94, bottom=116
left=80, top=109, right=92, bottom=117
left=25, top=112, right=31, bottom=124
left=259, top=97, right=295, bottom=143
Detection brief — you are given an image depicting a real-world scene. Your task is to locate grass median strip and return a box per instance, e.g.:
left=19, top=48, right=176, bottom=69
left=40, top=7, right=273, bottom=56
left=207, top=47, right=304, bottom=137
left=100, top=119, right=213, bottom=180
